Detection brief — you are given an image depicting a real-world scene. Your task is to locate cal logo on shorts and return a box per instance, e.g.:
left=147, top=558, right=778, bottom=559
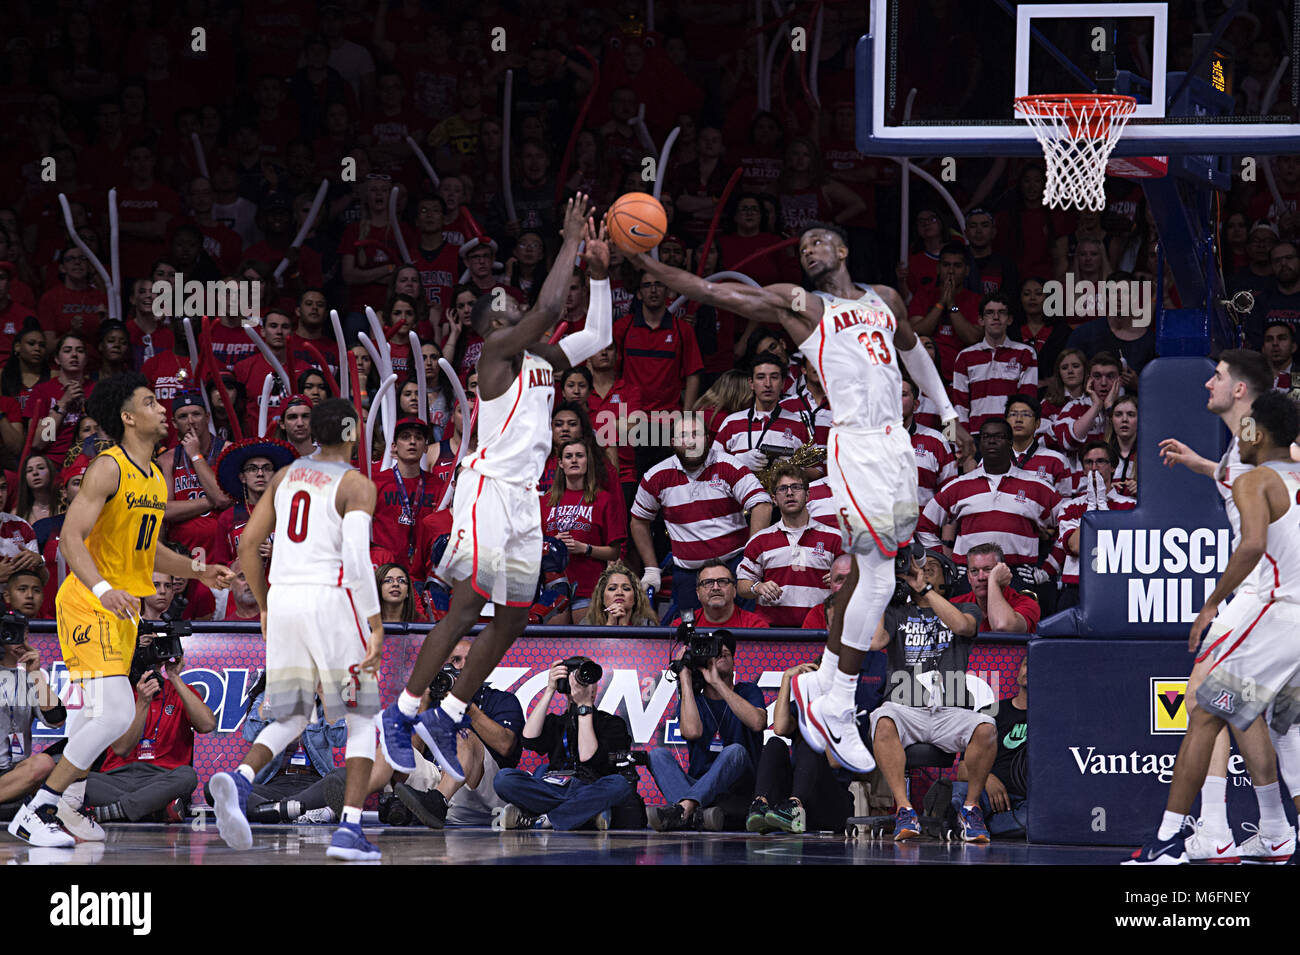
left=1149, top=678, right=1188, bottom=734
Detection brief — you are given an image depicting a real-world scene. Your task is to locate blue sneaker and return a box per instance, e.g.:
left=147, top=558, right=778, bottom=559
left=210, top=771, right=253, bottom=850
left=893, top=806, right=921, bottom=842
left=1123, top=820, right=1193, bottom=865
left=414, top=705, right=465, bottom=782
left=958, top=804, right=990, bottom=843
left=378, top=704, right=417, bottom=774
left=326, top=821, right=381, bottom=861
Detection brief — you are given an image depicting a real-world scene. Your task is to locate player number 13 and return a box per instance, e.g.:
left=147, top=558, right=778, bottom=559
left=857, top=330, right=892, bottom=365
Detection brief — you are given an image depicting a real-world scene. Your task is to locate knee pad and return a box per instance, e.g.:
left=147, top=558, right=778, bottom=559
left=252, top=713, right=310, bottom=758
left=1269, top=723, right=1300, bottom=799
left=841, top=551, right=894, bottom=651
left=344, top=712, right=377, bottom=761
left=63, top=676, right=136, bottom=770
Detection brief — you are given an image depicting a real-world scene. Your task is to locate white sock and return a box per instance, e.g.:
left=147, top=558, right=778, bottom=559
left=1157, top=810, right=1186, bottom=841
left=1269, top=724, right=1300, bottom=799
left=342, top=806, right=362, bottom=825
left=398, top=690, right=422, bottom=718
left=1254, top=781, right=1288, bottom=835
left=236, top=764, right=255, bottom=783
left=1199, top=776, right=1229, bottom=832
left=818, top=649, right=840, bottom=692
left=439, top=694, right=468, bottom=723
left=828, top=669, right=857, bottom=710
left=30, top=786, right=60, bottom=810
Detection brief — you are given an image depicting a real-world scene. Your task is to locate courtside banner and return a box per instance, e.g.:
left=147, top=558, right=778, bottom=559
left=1040, top=358, right=1231, bottom=638
left=1028, top=639, right=1295, bottom=846
left=27, top=632, right=1024, bottom=803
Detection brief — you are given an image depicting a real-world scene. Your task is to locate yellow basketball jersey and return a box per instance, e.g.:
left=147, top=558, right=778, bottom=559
left=89, top=445, right=169, bottom=597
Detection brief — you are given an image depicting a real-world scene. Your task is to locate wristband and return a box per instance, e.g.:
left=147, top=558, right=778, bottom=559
left=92, top=581, right=112, bottom=600
left=190, top=452, right=203, bottom=463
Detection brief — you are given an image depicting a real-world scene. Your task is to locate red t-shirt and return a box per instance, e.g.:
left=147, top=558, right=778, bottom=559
left=125, top=318, right=176, bottom=366
left=372, top=466, right=442, bottom=571
left=0, top=300, right=38, bottom=366
left=337, top=221, right=420, bottom=313
left=909, top=286, right=982, bottom=381
left=411, top=240, right=460, bottom=313
left=193, top=220, right=245, bottom=275
left=671, top=606, right=771, bottom=630
left=141, top=351, right=197, bottom=445
left=412, top=506, right=455, bottom=581
left=27, top=377, right=96, bottom=461
left=99, top=680, right=197, bottom=772
left=288, top=333, right=341, bottom=383
left=588, top=378, right=641, bottom=484
left=116, top=182, right=182, bottom=282
left=952, top=587, right=1041, bottom=633
left=208, top=321, right=260, bottom=373
left=37, top=286, right=108, bottom=339
left=612, top=312, right=704, bottom=413
left=539, top=487, right=628, bottom=600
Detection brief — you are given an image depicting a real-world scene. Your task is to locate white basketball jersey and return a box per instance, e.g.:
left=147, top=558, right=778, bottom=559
left=268, top=455, right=352, bottom=586
left=462, top=351, right=555, bottom=488
left=802, top=287, right=903, bottom=431
left=1246, top=461, right=1300, bottom=603
left=1214, top=435, right=1251, bottom=544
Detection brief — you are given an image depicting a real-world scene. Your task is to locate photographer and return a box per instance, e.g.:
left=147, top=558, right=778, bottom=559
left=492, top=656, right=641, bottom=830
left=647, top=629, right=767, bottom=832
left=867, top=544, right=997, bottom=844
left=390, top=638, right=525, bottom=829
left=0, top=598, right=67, bottom=813
left=83, top=622, right=217, bottom=823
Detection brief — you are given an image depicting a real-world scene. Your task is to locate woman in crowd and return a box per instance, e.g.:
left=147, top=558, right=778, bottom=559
left=775, top=137, right=865, bottom=238
left=541, top=438, right=628, bottom=625
left=347, top=345, right=380, bottom=412
left=376, top=563, right=424, bottom=623
left=559, top=366, right=592, bottom=407
left=396, top=377, right=422, bottom=418
left=29, top=332, right=94, bottom=462
left=94, top=320, right=133, bottom=378
left=1052, top=208, right=1111, bottom=281
left=296, top=368, right=331, bottom=405
left=2, top=319, right=49, bottom=418
left=1107, top=394, right=1138, bottom=489
left=1012, top=276, right=1071, bottom=381
left=504, top=230, right=549, bottom=303
left=1041, top=348, right=1088, bottom=431
left=581, top=562, right=658, bottom=627
left=691, top=369, right=752, bottom=441
left=15, top=454, right=59, bottom=527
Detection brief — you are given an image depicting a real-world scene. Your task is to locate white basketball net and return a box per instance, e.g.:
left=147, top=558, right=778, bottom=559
left=1015, top=95, right=1138, bottom=211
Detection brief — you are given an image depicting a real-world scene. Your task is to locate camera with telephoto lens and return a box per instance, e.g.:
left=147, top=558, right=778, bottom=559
left=891, top=540, right=929, bottom=605
left=429, top=663, right=460, bottom=703
left=607, top=750, right=648, bottom=769
left=555, top=656, right=602, bottom=695
left=0, top=611, right=28, bottom=646
left=137, top=618, right=191, bottom=664
left=667, top=620, right=726, bottom=677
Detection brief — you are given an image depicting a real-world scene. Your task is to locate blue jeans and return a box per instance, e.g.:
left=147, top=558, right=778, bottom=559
left=672, top=553, right=742, bottom=615
left=648, top=744, right=752, bottom=808
left=951, top=780, right=1028, bottom=836
left=492, top=769, right=634, bottom=831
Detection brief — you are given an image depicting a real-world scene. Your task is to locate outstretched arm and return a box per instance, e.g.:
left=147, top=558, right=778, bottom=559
left=632, top=252, right=818, bottom=339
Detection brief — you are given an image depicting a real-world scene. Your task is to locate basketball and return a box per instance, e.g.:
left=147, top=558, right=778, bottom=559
left=605, top=192, right=667, bottom=254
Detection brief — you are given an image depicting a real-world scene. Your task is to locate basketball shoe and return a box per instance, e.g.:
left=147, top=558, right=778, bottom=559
left=791, top=671, right=828, bottom=753
left=210, top=771, right=254, bottom=850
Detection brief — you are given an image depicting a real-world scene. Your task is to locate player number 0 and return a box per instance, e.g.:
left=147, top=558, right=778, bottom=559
left=287, top=491, right=311, bottom=543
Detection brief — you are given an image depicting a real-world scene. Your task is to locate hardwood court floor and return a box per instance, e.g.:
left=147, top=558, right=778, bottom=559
left=0, top=823, right=1125, bottom=865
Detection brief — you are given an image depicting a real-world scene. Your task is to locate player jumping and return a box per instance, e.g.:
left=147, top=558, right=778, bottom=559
left=206, top=397, right=387, bottom=860
left=632, top=223, right=972, bottom=783
left=378, top=195, right=613, bottom=780
left=7, top=372, right=234, bottom=847
left=1129, top=391, right=1300, bottom=865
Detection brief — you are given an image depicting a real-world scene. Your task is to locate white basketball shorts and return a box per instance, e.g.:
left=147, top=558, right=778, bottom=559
left=438, top=470, right=542, bottom=607
left=825, top=423, right=919, bottom=557
left=1196, top=592, right=1300, bottom=733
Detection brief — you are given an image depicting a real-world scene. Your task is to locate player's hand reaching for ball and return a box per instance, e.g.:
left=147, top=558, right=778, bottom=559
left=99, top=588, right=141, bottom=621
left=561, top=193, right=592, bottom=243
left=580, top=217, right=610, bottom=280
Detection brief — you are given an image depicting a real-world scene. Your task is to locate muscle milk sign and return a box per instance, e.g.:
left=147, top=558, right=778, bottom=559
left=1039, top=358, right=1231, bottom=638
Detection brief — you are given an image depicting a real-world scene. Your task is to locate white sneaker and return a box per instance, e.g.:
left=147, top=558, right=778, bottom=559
left=56, top=799, right=106, bottom=842
left=809, top=695, right=876, bottom=774
left=1238, top=822, right=1295, bottom=864
left=295, top=807, right=336, bottom=825
left=1185, top=819, right=1239, bottom=864
left=791, top=671, right=828, bottom=754
left=7, top=801, right=75, bottom=848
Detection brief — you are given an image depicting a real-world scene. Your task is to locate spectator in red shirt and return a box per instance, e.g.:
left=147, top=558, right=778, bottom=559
left=373, top=417, right=440, bottom=572
left=950, top=543, right=1041, bottom=634
left=1012, top=276, right=1072, bottom=383
left=672, top=559, right=770, bottom=631
left=117, top=141, right=182, bottom=284
left=85, top=609, right=218, bottom=822
left=184, top=177, right=244, bottom=275
left=289, top=288, right=340, bottom=381
left=670, top=125, right=728, bottom=244
left=541, top=438, right=629, bottom=623
left=37, top=246, right=109, bottom=349
left=2, top=321, right=50, bottom=422
left=274, top=395, right=316, bottom=457
left=28, top=333, right=95, bottom=463
left=801, top=553, right=853, bottom=630
left=613, top=270, right=703, bottom=426
left=377, top=562, right=426, bottom=623
left=158, top=391, right=232, bottom=557
left=243, top=195, right=324, bottom=292
left=410, top=195, right=460, bottom=318
left=909, top=243, right=983, bottom=380
left=233, top=310, right=301, bottom=434
left=123, top=277, right=175, bottom=368
left=966, top=208, right=1019, bottom=296
left=0, top=263, right=37, bottom=368
left=219, top=557, right=263, bottom=622
left=339, top=173, right=417, bottom=336
left=211, top=437, right=297, bottom=568
left=898, top=207, right=948, bottom=302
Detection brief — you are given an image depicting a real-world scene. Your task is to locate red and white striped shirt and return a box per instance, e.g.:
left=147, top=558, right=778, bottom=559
left=1011, top=439, right=1075, bottom=498
left=1049, top=488, right=1137, bottom=583
left=952, top=338, right=1039, bottom=433
left=916, top=466, right=1060, bottom=565
left=807, top=478, right=841, bottom=532
left=912, top=390, right=948, bottom=432
left=910, top=421, right=958, bottom=511
left=712, top=405, right=810, bottom=459
left=737, top=519, right=843, bottom=627
left=631, top=447, right=772, bottom=568
left=1048, top=394, right=1107, bottom=453
left=778, top=391, right=831, bottom=450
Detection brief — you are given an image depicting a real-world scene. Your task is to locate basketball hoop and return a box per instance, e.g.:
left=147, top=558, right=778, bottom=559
left=1014, top=94, right=1138, bottom=211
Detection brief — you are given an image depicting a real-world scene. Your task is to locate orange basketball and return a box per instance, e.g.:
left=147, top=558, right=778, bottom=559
left=606, top=192, right=667, bottom=254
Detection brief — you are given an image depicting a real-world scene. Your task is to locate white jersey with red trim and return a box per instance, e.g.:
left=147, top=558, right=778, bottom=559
left=462, top=351, right=555, bottom=488
left=1214, top=435, right=1250, bottom=544
left=268, top=455, right=351, bottom=586
left=1244, top=461, right=1300, bottom=603
left=804, top=287, right=903, bottom=431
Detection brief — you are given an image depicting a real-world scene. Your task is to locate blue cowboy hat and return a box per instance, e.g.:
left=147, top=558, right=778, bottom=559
left=215, top=437, right=298, bottom=500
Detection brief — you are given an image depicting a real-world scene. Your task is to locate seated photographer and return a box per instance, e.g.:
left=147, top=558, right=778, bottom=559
left=84, top=619, right=217, bottom=823
left=867, top=544, right=995, bottom=843
left=748, top=598, right=889, bottom=834
left=0, top=603, right=67, bottom=814
left=647, top=629, right=767, bottom=832
left=492, top=656, right=642, bottom=830
left=671, top=560, right=770, bottom=631
left=581, top=563, right=659, bottom=627
left=950, top=655, right=1028, bottom=838
left=737, top=461, right=842, bottom=628
left=950, top=543, right=1041, bottom=634
left=389, top=638, right=524, bottom=829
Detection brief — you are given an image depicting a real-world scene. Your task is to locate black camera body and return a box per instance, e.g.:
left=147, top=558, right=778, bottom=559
left=0, top=611, right=28, bottom=646
left=668, top=620, right=726, bottom=677
left=430, top=663, right=460, bottom=703
left=607, top=750, right=648, bottom=770
left=556, top=656, right=602, bottom=695
left=138, top=618, right=191, bottom=664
